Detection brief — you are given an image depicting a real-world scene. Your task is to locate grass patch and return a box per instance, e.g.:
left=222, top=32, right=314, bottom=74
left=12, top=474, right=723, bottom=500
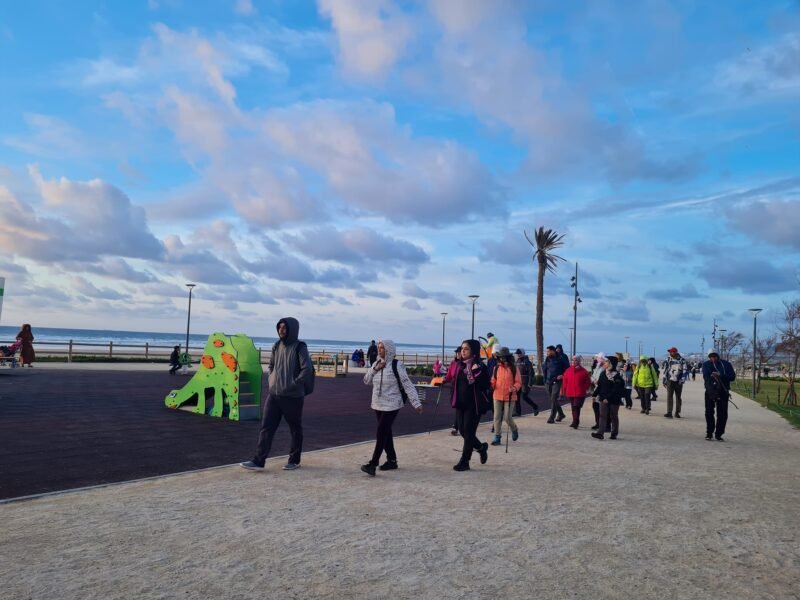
left=730, top=378, right=800, bottom=429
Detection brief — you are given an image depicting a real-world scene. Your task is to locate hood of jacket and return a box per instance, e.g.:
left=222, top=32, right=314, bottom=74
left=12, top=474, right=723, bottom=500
left=380, top=339, right=397, bottom=363
left=277, top=317, right=300, bottom=345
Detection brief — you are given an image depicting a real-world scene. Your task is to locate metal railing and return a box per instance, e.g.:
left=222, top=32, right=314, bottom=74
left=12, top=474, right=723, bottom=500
left=0, top=339, right=447, bottom=367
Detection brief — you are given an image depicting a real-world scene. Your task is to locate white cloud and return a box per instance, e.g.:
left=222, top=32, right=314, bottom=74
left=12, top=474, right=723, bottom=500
left=264, top=100, right=503, bottom=224
left=715, top=33, right=800, bottom=97
left=235, top=0, right=256, bottom=17
left=318, top=0, right=414, bottom=78
left=2, top=113, right=90, bottom=159
left=0, top=169, right=164, bottom=264
left=401, top=298, right=423, bottom=311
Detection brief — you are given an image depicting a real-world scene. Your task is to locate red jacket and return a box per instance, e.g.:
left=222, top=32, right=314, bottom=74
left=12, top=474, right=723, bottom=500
left=561, top=365, right=591, bottom=397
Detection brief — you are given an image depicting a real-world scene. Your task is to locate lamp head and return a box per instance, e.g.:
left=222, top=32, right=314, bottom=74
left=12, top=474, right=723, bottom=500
left=748, top=308, right=763, bottom=317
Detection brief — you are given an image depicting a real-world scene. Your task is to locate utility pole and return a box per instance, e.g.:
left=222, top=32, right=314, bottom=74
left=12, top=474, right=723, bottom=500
left=570, top=262, right=581, bottom=358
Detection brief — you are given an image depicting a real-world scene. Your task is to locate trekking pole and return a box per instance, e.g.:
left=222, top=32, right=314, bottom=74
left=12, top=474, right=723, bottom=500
left=505, top=391, right=511, bottom=453
left=428, top=384, right=444, bottom=435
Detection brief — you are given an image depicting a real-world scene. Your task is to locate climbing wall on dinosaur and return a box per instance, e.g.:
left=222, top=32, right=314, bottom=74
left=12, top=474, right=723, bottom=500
left=164, top=332, right=262, bottom=421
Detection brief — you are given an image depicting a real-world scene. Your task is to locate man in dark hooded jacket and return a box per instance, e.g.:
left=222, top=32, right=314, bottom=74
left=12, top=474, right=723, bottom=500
left=241, top=317, right=312, bottom=471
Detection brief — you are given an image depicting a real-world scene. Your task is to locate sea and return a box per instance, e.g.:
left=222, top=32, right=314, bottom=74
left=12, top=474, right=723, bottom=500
left=0, top=326, right=442, bottom=355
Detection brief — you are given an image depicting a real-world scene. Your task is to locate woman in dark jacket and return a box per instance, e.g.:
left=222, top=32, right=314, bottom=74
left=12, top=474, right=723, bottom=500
left=15, top=324, right=35, bottom=367
left=444, top=339, right=490, bottom=471
left=591, top=355, right=625, bottom=440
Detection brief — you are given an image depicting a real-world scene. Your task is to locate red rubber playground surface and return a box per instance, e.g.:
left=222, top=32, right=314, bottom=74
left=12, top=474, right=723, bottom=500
left=0, top=369, right=552, bottom=501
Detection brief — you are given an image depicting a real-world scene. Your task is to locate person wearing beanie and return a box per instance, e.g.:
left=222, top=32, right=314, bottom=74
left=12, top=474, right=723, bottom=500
left=633, top=355, right=658, bottom=415
left=702, top=349, right=736, bottom=441
left=513, top=348, right=539, bottom=417
left=590, top=352, right=606, bottom=429
left=490, top=347, right=522, bottom=445
left=544, top=345, right=569, bottom=423
left=591, top=355, right=625, bottom=440
left=662, top=347, right=687, bottom=418
left=561, top=355, right=592, bottom=428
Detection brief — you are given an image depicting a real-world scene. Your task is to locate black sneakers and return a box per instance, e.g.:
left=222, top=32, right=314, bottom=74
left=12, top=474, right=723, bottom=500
left=479, top=442, right=489, bottom=465
left=360, top=463, right=377, bottom=477
left=379, top=460, right=398, bottom=471
left=453, top=462, right=470, bottom=472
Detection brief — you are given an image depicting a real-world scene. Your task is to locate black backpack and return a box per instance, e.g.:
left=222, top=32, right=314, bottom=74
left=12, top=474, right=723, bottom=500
left=391, top=359, right=409, bottom=404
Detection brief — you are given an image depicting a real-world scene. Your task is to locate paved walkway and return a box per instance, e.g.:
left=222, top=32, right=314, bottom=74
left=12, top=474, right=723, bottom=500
left=2, top=381, right=798, bottom=599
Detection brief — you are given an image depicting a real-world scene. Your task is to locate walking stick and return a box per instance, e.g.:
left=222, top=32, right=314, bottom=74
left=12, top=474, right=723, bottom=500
left=428, top=384, right=444, bottom=435
left=505, top=391, right=511, bottom=453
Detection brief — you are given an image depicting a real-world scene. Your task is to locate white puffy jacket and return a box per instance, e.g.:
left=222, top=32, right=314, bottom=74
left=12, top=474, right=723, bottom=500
left=363, top=339, right=421, bottom=411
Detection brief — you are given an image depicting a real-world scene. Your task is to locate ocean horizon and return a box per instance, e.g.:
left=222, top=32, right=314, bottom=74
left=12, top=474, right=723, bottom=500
left=0, top=325, right=443, bottom=355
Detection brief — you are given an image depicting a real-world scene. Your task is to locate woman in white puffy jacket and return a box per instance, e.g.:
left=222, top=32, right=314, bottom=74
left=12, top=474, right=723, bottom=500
left=361, top=339, right=423, bottom=476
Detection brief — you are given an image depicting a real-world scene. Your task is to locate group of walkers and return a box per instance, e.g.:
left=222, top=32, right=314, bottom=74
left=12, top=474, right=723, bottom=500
left=240, top=317, right=737, bottom=478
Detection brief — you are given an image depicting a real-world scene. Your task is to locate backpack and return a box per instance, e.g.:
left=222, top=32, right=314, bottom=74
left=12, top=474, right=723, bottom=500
left=391, top=359, right=409, bottom=404
left=271, top=341, right=316, bottom=395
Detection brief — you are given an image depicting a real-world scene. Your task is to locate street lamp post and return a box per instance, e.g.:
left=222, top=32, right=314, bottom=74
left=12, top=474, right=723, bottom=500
left=184, top=283, right=196, bottom=372
left=441, top=312, right=448, bottom=366
left=468, top=295, right=479, bottom=339
left=718, top=329, right=727, bottom=360
left=570, top=263, right=581, bottom=358
left=568, top=327, right=574, bottom=357
left=749, top=308, right=762, bottom=400
left=624, top=336, right=629, bottom=355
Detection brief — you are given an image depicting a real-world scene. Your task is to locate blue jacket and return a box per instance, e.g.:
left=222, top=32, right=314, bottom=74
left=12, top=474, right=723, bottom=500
left=702, top=359, right=736, bottom=390
left=543, top=353, right=569, bottom=383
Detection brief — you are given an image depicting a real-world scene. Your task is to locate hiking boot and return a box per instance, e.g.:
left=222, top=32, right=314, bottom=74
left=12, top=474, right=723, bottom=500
left=240, top=460, right=264, bottom=471
left=479, top=442, right=488, bottom=464
left=591, top=432, right=604, bottom=440
left=453, top=462, right=470, bottom=472
left=512, top=430, right=519, bottom=442
left=556, top=414, right=565, bottom=422
left=282, top=462, right=301, bottom=471
left=491, top=434, right=502, bottom=446
left=379, top=460, right=398, bottom=471
left=664, top=413, right=673, bottom=418
left=360, top=463, right=377, bottom=477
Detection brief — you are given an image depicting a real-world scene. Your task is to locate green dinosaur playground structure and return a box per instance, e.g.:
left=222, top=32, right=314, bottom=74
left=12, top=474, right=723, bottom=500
left=165, top=333, right=262, bottom=420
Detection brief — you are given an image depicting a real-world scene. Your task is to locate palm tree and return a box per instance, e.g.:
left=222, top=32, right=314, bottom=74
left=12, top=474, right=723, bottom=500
left=524, top=227, right=566, bottom=376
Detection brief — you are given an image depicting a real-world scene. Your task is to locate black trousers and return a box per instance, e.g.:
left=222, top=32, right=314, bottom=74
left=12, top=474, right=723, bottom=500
left=547, top=381, right=565, bottom=419
left=253, top=394, right=304, bottom=466
left=370, top=409, right=399, bottom=466
left=456, top=406, right=483, bottom=463
left=624, top=388, right=633, bottom=408
left=514, top=387, right=539, bottom=416
left=637, top=387, right=654, bottom=411
left=705, top=392, right=729, bottom=437
left=168, top=363, right=180, bottom=374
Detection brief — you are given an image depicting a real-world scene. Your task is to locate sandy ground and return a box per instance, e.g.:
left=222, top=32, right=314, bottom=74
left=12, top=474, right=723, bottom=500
left=1, top=380, right=798, bottom=600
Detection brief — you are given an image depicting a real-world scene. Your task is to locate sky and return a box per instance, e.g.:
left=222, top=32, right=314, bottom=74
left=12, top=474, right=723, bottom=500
left=0, top=0, right=799, bottom=355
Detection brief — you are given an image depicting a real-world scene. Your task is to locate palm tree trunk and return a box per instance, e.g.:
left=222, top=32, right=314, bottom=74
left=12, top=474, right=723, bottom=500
left=536, top=256, right=545, bottom=377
